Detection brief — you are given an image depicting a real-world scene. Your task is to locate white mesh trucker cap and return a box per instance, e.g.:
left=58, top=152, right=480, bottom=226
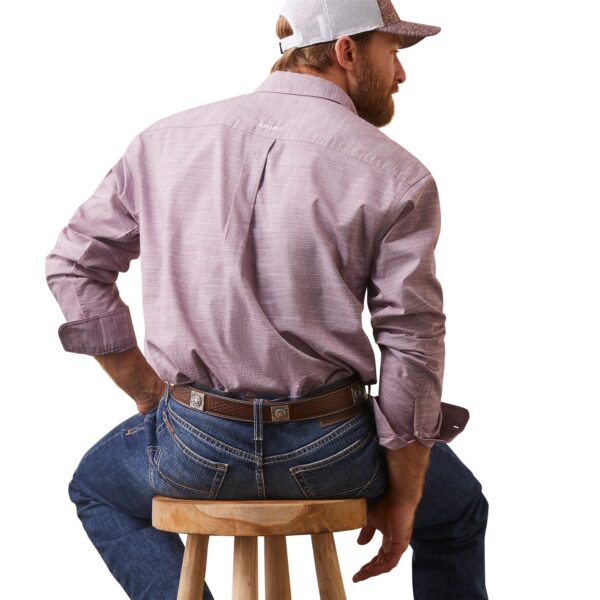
left=278, top=0, right=441, bottom=54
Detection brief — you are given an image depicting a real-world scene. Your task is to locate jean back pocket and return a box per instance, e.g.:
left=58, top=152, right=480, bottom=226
left=149, top=409, right=229, bottom=499
left=289, top=429, right=386, bottom=499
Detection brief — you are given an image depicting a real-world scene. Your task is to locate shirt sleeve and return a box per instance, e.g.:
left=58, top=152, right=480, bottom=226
left=367, top=173, right=470, bottom=450
left=44, top=136, right=141, bottom=356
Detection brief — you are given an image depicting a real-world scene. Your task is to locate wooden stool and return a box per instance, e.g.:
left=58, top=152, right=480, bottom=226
left=152, top=496, right=368, bottom=600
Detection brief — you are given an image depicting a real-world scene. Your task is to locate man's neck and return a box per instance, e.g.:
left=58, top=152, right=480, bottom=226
left=294, top=67, right=350, bottom=96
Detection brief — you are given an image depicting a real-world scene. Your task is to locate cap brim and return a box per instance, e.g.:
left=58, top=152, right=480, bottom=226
left=377, top=20, right=441, bottom=49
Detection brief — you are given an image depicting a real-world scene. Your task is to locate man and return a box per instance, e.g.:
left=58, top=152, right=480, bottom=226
left=45, top=0, right=489, bottom=598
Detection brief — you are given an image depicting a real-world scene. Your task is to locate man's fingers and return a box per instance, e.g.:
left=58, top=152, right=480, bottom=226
left=352, top=559, right=396, bottom=582
left=352, top=558, right=378, bottom=583
left=352, top=549, right=402, bottom=582
left=356, top=523, right=376, bottom=545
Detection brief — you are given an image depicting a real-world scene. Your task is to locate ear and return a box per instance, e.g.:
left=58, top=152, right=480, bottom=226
left=334, top=36, right=360, bottom=72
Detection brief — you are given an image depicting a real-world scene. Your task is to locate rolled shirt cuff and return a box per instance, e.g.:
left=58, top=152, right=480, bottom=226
left=414, top=401, right=470, bottom=446
left=58, top=305, right=137, bottom=355
left=372, top=398, right=470, bottom=450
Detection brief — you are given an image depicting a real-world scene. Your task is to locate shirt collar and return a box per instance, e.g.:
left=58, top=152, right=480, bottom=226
left=254, top=71, right=358, bottom=115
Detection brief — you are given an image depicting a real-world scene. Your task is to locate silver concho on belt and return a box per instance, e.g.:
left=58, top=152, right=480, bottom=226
left=189, top=390, right=205, bottom=410
left=271, top=405, right=290, bottom=422
left=352, top=384, right=368, bottom=404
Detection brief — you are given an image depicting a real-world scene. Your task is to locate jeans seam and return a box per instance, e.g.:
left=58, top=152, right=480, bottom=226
left=78, top=428, right=131, bottom=463
left=124, top=424, right=144, bottom=436
left=148, top=445, right=178, bottom=496
left=355, top=448, right=385, bottom=493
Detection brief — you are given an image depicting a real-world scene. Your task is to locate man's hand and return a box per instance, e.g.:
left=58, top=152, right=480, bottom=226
left=134, top=392, right=165, bottom=415
left=93, top=345, right=166, bottom=414
left=353, top=440, right=431, bottom=582
left=352, top=494, right=418, bottom=582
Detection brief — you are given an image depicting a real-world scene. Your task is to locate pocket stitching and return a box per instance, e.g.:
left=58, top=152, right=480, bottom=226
left=355, top=451, right=385, bottom=494
left=158, top=466, right=227, bottom=499
left=289, top=432, right=381, bottom=498
left=162, top=416, right=228, bottom=472
left=289, top=431, right=376, bottom=475
left=147, top=446, right=184, bottom=497
left=265, top=408, right=371, bottom=465
left=151, top=434, right=228, bottom=499
left=166, top=403, right=253, bottom=462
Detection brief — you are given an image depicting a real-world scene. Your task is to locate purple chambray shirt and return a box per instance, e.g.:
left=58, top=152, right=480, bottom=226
left=45, top=70, right=469, bottom=450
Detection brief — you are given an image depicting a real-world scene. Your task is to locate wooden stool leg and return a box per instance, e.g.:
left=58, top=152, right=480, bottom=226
left=264, top=535, right=292, bottom=600
left=177, top=534, right=210, bottom=600
left=311, top=532, right=346, bottom=600
left=232, top=535, right=258, bottom=600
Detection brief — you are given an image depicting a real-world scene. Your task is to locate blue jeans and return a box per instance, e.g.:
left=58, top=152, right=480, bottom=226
left=68, top=373, right=488, bottom=599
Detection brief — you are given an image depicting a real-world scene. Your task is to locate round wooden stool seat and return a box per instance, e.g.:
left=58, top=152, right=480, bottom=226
left=152, top=496, right=368, bottom=600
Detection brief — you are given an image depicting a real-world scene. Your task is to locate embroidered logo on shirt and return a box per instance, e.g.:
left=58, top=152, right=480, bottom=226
left=257, top=121, right=282, bottom=132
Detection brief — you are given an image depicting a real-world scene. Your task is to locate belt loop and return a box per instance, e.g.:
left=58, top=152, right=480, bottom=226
left=253, top=398, right=264, bottom=442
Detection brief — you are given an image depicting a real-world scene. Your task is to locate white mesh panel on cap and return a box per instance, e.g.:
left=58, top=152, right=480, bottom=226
left=325, top=0, right=384, bottom=36
left=279, top=0, right=327, bottom=51
left=279, top=0, right=385, bottom=51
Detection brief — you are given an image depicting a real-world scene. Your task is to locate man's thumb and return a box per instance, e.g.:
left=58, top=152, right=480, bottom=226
left=356, top=523, right=375, bottom=545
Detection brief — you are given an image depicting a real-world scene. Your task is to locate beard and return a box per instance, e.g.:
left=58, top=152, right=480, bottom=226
left=347, top=53, right=395, bottom=127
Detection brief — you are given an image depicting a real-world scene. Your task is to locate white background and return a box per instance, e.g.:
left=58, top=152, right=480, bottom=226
left=1, top=0, right=598, bottom=598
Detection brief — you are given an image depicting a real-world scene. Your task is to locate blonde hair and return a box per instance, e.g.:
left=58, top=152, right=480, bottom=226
left=271, top=15, right=383, bottom=74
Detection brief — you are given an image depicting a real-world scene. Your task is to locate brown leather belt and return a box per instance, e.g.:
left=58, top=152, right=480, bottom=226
left=167, top=380, right=371, bottom=424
